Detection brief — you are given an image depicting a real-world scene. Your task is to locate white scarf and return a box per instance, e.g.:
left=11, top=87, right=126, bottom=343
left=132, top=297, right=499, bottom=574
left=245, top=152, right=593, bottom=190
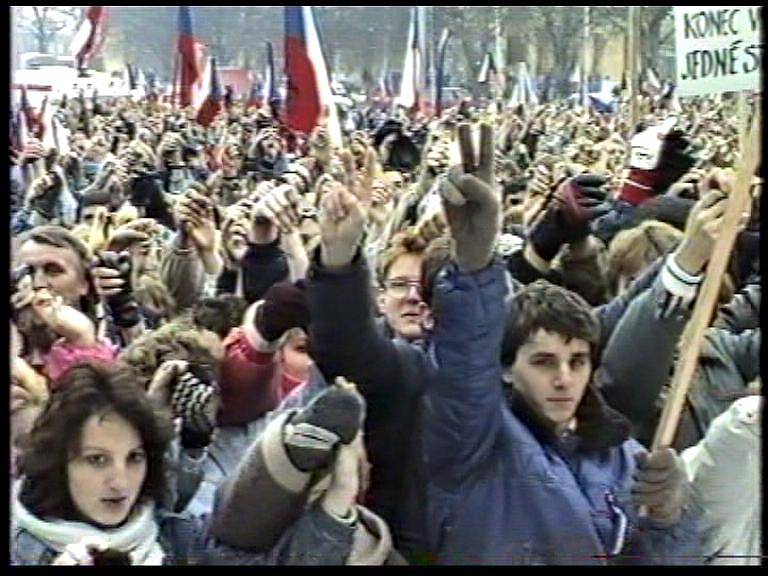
left=13, top=482, right=165, bottom=565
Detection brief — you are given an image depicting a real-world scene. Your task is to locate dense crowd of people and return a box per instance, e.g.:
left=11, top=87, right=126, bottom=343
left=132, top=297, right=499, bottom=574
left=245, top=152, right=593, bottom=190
left=9, top=82, right=761, bottom=564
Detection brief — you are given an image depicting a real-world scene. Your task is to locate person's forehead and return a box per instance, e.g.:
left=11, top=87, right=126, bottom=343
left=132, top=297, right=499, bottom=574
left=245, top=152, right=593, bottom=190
left=17, top=239, right=83, bottom=268
left=387, top=253, right=423, bottom=279
left=79, top=412, right=142, bottom=449
left=523, top=329, right=591, bottom=355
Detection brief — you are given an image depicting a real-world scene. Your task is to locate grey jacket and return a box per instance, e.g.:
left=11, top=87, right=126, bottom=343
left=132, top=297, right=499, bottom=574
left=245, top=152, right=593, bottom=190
left=159, top=234, right=209, bottom=312
left=597, top=256, right=761, bottom=449
left=209, top=411, right=401, bottom=564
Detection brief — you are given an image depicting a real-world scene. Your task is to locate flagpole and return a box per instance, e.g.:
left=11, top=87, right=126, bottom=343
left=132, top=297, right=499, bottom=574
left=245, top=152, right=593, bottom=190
left=494, top=7, right=503, bottom=114
left=582, top=6, right=590, bottom=111
left=171, top=51, right=179, bottom=111
left=628, top=6, right=638, bottom=130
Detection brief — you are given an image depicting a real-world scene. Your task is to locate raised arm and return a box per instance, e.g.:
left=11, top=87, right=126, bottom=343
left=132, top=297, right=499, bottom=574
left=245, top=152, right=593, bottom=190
left=424, top=123, right=508, bottom=489
left=308, top=150, right=420, bottom=400
left=598, top=187, right=731, bottom=445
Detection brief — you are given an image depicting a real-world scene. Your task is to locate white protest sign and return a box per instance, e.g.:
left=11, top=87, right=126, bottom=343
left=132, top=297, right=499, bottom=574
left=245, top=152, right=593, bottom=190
left=674, top=6, right=762, bottom=96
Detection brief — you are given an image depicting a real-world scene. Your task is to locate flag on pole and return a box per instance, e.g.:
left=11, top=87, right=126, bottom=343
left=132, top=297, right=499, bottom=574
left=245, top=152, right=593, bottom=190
left=11, top=103, right=29, bottom=152
left=378, top=58, right=392, bottom=99
left=34, top=97, right=48, bottom=141
left=508, top=62, right=538, bottom=108
left=284, top=6, right=342, bottom=146
left=248, top=79, right=263, bottom=109
left=177, top=6, right=205, bottom=107
left=522, top=63, right=538, bottom=105
left=264, top=41, right=281, bottom=116
left=126, top=62, right=137, bottom=90
left=395, top=7, right=422, bottom=112
left=569, top=65, right=581, bottom=85
left=641, top=67, right=662, bottom=96
left=659, top=82, right=682, bottom=113
left=434, top=28, right=452, bottom=116
left=70, top=6, right=106, bottom=72
left=477, top=51, right=497, bottom=84
left=19, top=86, right=38, bottom=137
left=193, top=56, right=212, bottom=111
left=39, top=97, right=57, bottom=149
left=197, top=57, right=223, bottom=127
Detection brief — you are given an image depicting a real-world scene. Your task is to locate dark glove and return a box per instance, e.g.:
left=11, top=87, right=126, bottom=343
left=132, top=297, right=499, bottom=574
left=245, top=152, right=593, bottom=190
left=283, top=385, right=365, bottom=472
left=255, top=280, right=310, bottom=343
left=171, top=368, right=219, bottom=450
left=528, top=174, right=610, bottom=261
left=632, top=448, right=689, bottom=527
left=440, top=123, right=501, bottom=273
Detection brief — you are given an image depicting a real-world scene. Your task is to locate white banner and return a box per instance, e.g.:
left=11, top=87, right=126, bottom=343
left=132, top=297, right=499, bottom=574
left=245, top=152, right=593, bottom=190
left=674, top=6, right=762, bottom=96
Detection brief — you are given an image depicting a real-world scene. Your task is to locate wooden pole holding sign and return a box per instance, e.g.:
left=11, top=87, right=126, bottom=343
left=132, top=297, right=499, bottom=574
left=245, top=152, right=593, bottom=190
left=651, top=106, right=761, bottom=451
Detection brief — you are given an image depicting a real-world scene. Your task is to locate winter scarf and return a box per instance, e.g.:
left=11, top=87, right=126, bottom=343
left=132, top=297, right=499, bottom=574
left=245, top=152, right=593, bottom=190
left=13, top=483, right=164, bottom=566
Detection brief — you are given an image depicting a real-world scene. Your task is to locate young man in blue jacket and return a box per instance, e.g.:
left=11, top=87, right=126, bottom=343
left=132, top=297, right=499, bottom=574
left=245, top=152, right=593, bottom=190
left=423, top=123, right=707, bottom=565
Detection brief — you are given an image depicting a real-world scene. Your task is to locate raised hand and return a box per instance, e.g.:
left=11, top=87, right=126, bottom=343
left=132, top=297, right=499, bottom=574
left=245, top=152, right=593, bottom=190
left=322, top=431, right=370, bottom=520
left=170, top=367, right=220, bottom=448
left=318, top=153, right=370, bottom=268
left=255, top=183, right=302, bottom=235
left=673, top=183, right=732, bottom=276
left=284, top=375, right=365, bottom=473
left=527, top=174, right=610, bottom=262
left=147, top=359, right=189, bottom=407
left=30, top=288, right=97, bottom=347
left=175, top=184, right=217, bottom=252
left=439, top=123, right=501, bottom=273
left=632, top=448, right=689, bottom=527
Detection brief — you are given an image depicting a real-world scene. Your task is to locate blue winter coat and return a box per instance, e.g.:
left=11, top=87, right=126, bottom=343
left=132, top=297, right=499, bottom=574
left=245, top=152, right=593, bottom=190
left=423, top=262, right=706, bottom=565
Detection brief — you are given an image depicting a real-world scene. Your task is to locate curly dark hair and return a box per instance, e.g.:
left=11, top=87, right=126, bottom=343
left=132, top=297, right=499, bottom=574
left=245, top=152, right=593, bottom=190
left=17, top=361, right=174, bottom=522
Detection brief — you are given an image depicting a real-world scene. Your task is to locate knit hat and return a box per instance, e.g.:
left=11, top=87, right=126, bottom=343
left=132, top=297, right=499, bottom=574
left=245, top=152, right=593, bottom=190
left=618, top=117, right=696, bottom=206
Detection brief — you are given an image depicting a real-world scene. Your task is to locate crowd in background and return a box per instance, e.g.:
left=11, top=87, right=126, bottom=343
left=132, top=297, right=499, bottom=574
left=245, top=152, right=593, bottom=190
left=9, top=83, right=761, bottom=564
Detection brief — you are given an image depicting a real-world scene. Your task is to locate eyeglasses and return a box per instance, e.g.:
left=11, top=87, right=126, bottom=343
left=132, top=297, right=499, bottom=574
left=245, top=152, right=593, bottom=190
left=384, top=278, right=422, bottom=298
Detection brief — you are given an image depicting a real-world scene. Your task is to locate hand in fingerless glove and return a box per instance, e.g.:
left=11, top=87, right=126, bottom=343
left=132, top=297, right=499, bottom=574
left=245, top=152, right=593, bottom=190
left=171, top=367, right=219, bottom=450
left=528, top=174, right=610, bottom=261
left=283, top=385, right=365, bottom=473
left=255, top=280, right=310, bottom=343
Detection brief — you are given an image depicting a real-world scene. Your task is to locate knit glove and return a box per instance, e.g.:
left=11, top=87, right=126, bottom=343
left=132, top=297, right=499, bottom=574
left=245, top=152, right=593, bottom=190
left=171, top=368, right=219, bottom=450
left=619, top=118, right=696, bottom=205
left=632, top=448, right=689, bottom=527
left=528, top=174, right=610, bottom=261
left=254, top=280, right=310, bottom=343
left=440, top=123, right=501, bottom=273
left=283, top=383, right=365, bottom=473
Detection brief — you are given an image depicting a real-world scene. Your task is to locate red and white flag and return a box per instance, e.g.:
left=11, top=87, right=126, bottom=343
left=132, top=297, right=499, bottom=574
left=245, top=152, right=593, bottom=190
left=70, top=6, right=106, bottom=71
left=395, top=7, right=423, bottom=114
left=176, top=6, right=206, bottom=107
left=284, top=6, right=342, bottom=147
left=196, top=57, right=223, bottom=127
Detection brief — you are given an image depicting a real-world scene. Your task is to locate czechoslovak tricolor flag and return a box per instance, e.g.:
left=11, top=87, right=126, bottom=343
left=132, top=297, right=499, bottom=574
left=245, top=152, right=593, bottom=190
left=177, top=6, right=204, bottom=107
left=284, top=6, right=342, bottom=147
left=197, top=57, right=223, bottom=127
left=395, top=7, right=422, bottom=113
left=70, top=6, right=106, bottom=72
